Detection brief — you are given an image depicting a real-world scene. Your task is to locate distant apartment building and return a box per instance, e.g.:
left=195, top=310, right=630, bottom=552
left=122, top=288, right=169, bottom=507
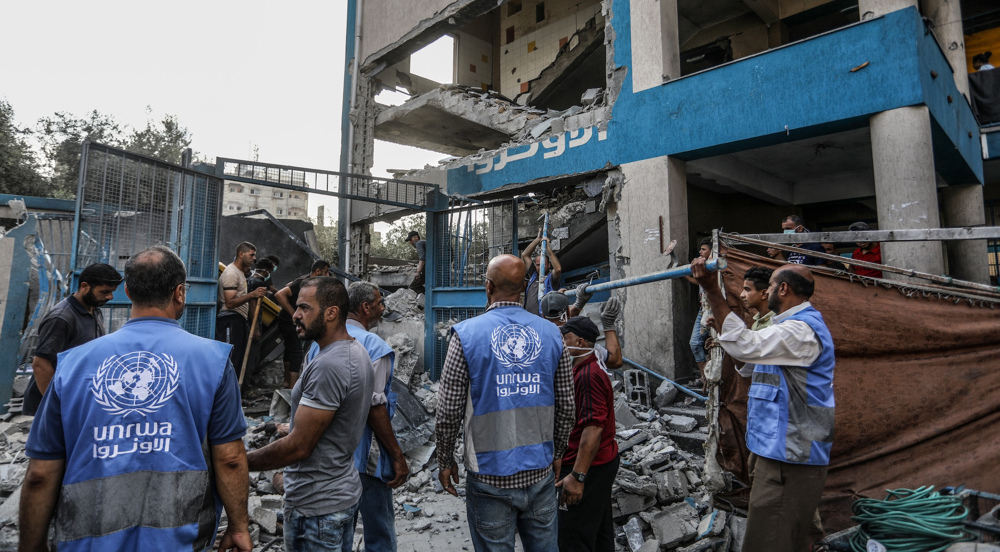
left=223, top=180, right=309, bottom=220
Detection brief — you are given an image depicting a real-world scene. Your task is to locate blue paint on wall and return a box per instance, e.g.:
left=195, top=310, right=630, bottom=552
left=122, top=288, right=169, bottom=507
left=985, top=131, right=1000, bottom=160
left=446, top=7, right=984, bottom=195
left=0, top=194, right=75, bottom=212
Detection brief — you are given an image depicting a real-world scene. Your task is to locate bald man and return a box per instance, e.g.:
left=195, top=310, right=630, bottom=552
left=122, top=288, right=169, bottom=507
left=435, top=254, right=575, bottom=552
left=692, top=260, right=835, bottom=552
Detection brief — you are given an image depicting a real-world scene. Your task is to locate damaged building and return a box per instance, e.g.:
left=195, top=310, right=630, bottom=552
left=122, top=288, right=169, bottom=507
left=338, top=0, right=1000, bottom=380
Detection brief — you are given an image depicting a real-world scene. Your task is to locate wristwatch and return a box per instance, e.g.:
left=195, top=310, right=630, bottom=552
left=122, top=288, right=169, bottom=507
left=570, top=471, right=587, bottom=483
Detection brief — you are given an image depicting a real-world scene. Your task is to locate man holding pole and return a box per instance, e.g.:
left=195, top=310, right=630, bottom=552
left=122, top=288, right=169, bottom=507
left=216, top=241, right=267, bottom=377
left=691, top=259, right=835, bottom=552
left=521, top=229, right=562, bottom=316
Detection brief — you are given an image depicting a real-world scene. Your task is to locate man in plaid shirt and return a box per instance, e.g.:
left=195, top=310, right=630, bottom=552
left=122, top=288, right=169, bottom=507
left=436, top=254, right=575, bottom=552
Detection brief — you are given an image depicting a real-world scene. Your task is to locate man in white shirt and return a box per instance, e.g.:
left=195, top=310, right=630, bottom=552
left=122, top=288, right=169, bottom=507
left=691, top=260, right=835, bottom=552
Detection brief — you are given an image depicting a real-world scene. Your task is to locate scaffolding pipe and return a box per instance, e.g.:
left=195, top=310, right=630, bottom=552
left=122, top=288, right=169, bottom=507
left=622, top=357, right=707, bottom=401
left=538, top=212, right=549, bottom=305
left=565, top=258, right=728, bottom=296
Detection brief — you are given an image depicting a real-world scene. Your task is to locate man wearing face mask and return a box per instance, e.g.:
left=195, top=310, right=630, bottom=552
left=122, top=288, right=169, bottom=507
left=556, top=316, right=619, bottom=551
left=539, top=288, right=623, bottom=371
left=780, top=215, right=825, bottom=266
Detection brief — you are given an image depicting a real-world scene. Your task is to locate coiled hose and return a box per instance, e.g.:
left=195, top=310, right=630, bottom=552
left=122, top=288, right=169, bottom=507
left=849, top=486, right=976, bottom=552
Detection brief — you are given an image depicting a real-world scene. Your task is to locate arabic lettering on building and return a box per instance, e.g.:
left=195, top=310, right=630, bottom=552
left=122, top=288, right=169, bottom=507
left=468, top=126, right=608, bottom=175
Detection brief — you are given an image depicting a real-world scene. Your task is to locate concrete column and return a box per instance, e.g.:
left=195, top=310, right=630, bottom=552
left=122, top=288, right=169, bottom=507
left=870, top=106, right=945, bottom=278
left=858, top=0, right=917, bottom=18
left=940, top=184, right=990, bottom=283
left=615, top=156, right=690, bottom=378
left=630, top=0, right=680, bottom=92
left=921, top=0, right=969, bottom=98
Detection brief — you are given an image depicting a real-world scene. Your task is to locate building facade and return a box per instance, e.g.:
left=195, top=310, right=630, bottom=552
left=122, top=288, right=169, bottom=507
left=340, top=0, right=1000, bottom=378
left=223, top=180, right=309, bottom=219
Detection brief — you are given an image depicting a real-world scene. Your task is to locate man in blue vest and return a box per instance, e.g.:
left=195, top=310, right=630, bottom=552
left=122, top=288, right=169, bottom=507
left=21, top=245, right=252, bottom=552
left=436, top=254, right=575, bottom=552
left=332, top=281, right=410, bottom=551
left=692, top=260, right=835, bottom=552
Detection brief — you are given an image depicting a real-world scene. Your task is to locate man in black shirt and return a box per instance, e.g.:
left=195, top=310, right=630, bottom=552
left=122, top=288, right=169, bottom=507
left=405, top=231, right=427, bottom=294
left=273, top=259, right=331, bottom=387
left=23, top=263, right=122, bottom=416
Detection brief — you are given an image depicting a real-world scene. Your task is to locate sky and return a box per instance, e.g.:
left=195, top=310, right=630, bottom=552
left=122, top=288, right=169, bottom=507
left=0, top=0, right=453, bottom=226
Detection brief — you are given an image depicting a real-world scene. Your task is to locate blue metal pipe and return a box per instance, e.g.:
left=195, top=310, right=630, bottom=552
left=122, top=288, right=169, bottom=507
left=538, top=212, right=549, bottom=305
left=565, top=258, right=726, bottom=296
left=622, top=357, right=707, bottom=402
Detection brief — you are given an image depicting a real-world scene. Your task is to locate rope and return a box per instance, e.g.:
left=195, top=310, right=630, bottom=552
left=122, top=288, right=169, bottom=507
left=849, top=486, right=976, bottom=552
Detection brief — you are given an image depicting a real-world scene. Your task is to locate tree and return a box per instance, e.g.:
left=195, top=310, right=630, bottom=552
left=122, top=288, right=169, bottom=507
left=370, top=214, right=426, bottom=260
left=126, top=108, right=192, bottom=164
left=0, top=99, right=47, bottom=197
left=313, top=221, right=340, bottom=266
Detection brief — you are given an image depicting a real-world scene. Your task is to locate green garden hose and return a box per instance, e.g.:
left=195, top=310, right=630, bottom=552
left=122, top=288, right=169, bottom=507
left=849, top=486, right=976, bottom=552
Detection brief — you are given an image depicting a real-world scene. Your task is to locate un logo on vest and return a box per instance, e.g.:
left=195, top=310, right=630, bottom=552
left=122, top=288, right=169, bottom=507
left=491, top=324, right=542, bottom=369
left=91, top=352, right=179, bottom=417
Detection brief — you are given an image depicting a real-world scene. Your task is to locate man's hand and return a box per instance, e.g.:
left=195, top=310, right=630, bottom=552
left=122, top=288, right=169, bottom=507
left=439, top=465, right=460, bottom=497
left=690, top=257, right=715, bottom=287
left=218, top=526, right=253, bottom=552
left=600, top=296, right=621, bottom=331
left=249, top=287, right=267, bottom=299
left=556, top=475, right=584, bottom=507
left=573, top=283, right=593, bottom=310
left=275, top=423, right=289, bottom=438
left=387, top=454, right=410, bottom=489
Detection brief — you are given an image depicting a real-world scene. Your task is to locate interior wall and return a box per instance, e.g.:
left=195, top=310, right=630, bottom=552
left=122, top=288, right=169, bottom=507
left=455, top=30, right=494, bottom=88
left=361, top=0, right=458, bottom=62
left=498, top=0, right=602, bottom=98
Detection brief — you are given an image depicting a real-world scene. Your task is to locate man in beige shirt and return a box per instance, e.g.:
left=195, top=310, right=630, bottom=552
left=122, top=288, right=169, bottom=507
left=216, top=241, right=267, bottom=376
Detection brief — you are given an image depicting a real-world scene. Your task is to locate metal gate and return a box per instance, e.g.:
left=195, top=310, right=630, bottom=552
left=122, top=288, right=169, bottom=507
left=988, top=200, right=1000, bottom=281
left=425, top=199, right=519, bottom=379
left=72, top=142, right=223, bottom=338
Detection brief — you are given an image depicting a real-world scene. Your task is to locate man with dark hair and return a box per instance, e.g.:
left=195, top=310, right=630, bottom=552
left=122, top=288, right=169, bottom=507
left=540, top=288, right=624, bottom=371
left=23, top=262, right=122, bottom=416
left=217, top=242, right=267, bottom=375
left=405, top=231, right=426, bottom=294
left=436, top=254, right=575, bottom=552
left=556, top=316, right=619, bottom=552
left=781, top=215, right=825, bottom=266
left=273, top=259, right=332, bottom=388
left=521, top=229, right=563, bottom=316
left=684, top=237, right=714, bottom=388
left=847, top=222, right=883, bottom=278
left=248, top=276, right=374, bottom=552
left=693, top=260, right=834, bottom=552
left=742, top=267, right=774, bottom=331
left=305, top=281, right=409, bottom=550
left=248, top=258, right=275, bottom=292
left=21, top=245, right=251, bottom=552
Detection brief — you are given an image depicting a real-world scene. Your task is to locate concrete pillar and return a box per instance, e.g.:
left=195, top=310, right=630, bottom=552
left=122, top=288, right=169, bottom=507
left=870, top=106, right=945, bottom=278
left=858, top=0, right=917, bottom=18
left=940, top=184, right=990, bottom=283
left=630, top=0, right=680, bottom=92
left=615, top=156, right=691, bottom=378
left=921, top=0, right=969, bottom=98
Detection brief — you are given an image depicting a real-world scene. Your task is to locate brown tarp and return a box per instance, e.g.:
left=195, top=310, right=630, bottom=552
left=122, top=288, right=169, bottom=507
left=713, top=247, right=1000, bottom=531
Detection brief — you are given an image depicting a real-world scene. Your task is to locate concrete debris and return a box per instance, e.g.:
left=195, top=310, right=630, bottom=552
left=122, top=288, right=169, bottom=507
left=383, top=288, right=423, bottom=318
left=653, top=380, right=679, bottom=409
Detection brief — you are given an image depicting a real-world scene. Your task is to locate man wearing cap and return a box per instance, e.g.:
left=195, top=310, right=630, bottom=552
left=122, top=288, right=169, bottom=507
left=23, top=262, right=122, bottom=416
left=436, top=254, right=575, bottom=552
left=848, top=222, right=882, bottom=278
left=557, top=316, right=619, bottom=552
left=405, top=231, right=426, bottom=294
left=539, top=288, right=623, bottom=371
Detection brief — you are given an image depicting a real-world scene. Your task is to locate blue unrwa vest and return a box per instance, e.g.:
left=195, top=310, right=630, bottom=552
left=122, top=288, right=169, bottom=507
left=343, top=323, right=399, bottom=481
left=452, top=305, right=562, bottom=476
left=747, top=306, right=836, bottom=465
left=47, top=317, right=236, bottom=551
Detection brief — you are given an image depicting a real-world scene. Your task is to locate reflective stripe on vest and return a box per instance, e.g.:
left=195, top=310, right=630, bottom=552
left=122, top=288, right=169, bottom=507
left=748, top=306, right=836, bottom=465
left=57, top=470, right=215, bottom=548
left=453, top=305, right=562, bottom=476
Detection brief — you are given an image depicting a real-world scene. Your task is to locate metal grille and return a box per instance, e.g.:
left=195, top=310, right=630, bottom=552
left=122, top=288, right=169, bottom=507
left=34, top=214, right=75, bottom=285
left=432, top=307, right=485, bottom=380
left=434, top=200, right=517, bottom=287
left=216, top=158, right=440, bottom=210
left=988, top=200, right=1000, bottom=280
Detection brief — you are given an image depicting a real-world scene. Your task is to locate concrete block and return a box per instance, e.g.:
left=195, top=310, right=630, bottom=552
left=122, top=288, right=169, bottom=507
left=0, top=486, right=20, bottom=526
left=697, top=510, right=727, bottom=538
left=615, top=492, right=657, bottom=518
left=668, top=415, right=698, bottom=433
left=581, top=88, right=601, bottom=105
left=260, top=494, right=284, bottom=510
left=615, top=396, right=640, bottom=428
left=11, top=376, right=30, bottom=398
left=653, top=380, right=679, bottom=408
left=650, top=501, right=699, bottom=548
left=251, top=504, right=278, bottom=534
left=636, top=540, right=660, bottom=552
left=655, top=469, right=689, bottom=503
left=728, top=515, right=747, bottom=552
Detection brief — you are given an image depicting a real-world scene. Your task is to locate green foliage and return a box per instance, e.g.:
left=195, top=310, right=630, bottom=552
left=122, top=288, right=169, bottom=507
left=0, top=100, right=47, bottom=196
left=35, top=106, right=193, bottom=199
left=370, top=215, right=426, bottom=260
left=313, top=222, right=340, bottom=266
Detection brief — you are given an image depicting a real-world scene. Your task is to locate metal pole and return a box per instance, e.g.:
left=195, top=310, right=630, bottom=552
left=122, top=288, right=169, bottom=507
left=622, top=357, right=707, bottom=401
left=565, top=258, right=728, bottom=297
left=538, top=213, right=549, bottom=305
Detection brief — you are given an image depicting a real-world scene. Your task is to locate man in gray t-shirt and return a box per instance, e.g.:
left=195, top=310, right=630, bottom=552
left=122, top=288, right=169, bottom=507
left=406, top=230, right=426, bottom=294
left=248, top=276, right=375, bottom=552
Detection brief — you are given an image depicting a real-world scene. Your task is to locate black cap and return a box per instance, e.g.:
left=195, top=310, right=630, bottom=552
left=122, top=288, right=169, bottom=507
left=404, top=231, right=420, bottom=243
left=560, top=316, right=600, bottom=343
left=540, top=292, right=571, bottom=319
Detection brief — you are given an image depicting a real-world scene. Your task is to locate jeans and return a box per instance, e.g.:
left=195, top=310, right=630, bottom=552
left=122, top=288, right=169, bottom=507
left=353, top=473, right=396, bottom=552
left=689, top=307, right=708, bottom=363
left=465, top=471, right=558, bottom=552
left=284, top=503, right=359, bottom=552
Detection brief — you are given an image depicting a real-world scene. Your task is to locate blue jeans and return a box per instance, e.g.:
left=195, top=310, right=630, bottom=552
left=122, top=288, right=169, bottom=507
left=284, top=503, right=359, bottom=552
left=465, top=471, right=558, bottom=552
left=689, top=307, right=708, bottom=363
left=353, top=473, right=396, bottom=552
